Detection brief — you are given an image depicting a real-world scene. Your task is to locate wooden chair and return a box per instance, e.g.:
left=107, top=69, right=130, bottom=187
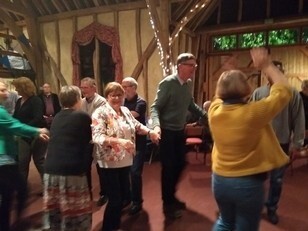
left=185, top=124, right=206, bottom=164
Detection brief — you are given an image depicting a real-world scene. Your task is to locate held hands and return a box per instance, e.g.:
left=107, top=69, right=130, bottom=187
left=149, top=127, right=161, bottom=145
left=119, top=138, right=135, bottom=151
left=250, top=47, right=272, bottom=70
left=38, top=128, right=49, bottom=141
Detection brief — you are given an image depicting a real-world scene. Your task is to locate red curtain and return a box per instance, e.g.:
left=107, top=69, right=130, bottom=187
left=71, top=22, right=123, bottom=86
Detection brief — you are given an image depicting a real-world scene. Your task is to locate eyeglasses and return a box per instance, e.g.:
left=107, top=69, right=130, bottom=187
left=109, top=94, right=123, bottom=99
left=122, top=85, right=133, bottom=89
left=180, top=63, right=198, bottom=68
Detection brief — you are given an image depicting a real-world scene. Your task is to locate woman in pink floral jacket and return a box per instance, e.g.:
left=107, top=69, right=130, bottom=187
left=91, top=82, right=159, bottom=231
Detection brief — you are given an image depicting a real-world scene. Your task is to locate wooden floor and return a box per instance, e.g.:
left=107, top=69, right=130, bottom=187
left=10, top=153, right=308, bottom=231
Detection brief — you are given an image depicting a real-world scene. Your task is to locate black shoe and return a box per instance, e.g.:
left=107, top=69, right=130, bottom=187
left=267, top=209, right=279, bottom=224
left=174, top=198, right=186, bottom=210
left=122, top=200, right=131, bottom=209
left=128, top=203, right=142, bottom=215
left=96, top=195, right=108, bottom=207
left=163, top=204, right=182, bottom=219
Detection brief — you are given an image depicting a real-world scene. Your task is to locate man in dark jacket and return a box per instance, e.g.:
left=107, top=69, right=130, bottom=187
left=39, top=83, right=61, bottom=129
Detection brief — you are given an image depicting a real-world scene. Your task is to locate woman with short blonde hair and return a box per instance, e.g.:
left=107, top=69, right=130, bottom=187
left=209, top=48, right=292, bottom=231
left=215, top=70, right=251, bottom=101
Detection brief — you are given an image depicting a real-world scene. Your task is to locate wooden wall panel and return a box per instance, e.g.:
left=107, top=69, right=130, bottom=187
left=59, top=19, right=73, bottom=85
left=206, top=46, right=308, bottom=101
left=36, top=7, right=190, bottom=109
left=77, top=16, right=93, bottom=30
left=97, top=12, right=114, bottom=27
left=41, top=22, right=57, bottom=86
left=119, top=10, right=137, bottom=78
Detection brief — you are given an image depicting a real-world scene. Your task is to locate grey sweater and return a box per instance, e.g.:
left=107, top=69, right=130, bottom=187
left=150, top=74, right=205, bottom=131
left=251, top=85, right=305, bottom=148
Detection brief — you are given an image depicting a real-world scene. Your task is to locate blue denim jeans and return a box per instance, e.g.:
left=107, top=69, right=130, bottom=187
left=212, top=173, right=265, bottom=231
left=265, top=143, right=289, bottom=212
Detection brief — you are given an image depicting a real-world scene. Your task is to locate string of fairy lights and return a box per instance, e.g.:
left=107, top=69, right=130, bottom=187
left=146, top=1, right=170, bottom=75
left=146, top=0, right=208, bottom=76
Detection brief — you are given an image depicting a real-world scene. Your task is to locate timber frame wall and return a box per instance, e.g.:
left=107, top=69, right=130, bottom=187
left=196, top=18, right=308, bottom=104
left=1, top=1, right=197, bottom=112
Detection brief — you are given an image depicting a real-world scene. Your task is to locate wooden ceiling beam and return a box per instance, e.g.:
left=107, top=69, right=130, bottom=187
left=0, top=0, right=29, bottom=16
left=172, top=0, right=194, bottom=21
left=72, top=0, right=83, bottom=9
left=299, top=0, right=303, bottom=13
left=197, top=17, right=308, bottom=35
left=191, top=0, right=218, bottom=31
left=132, top=37, right=156, bottom=78
left=217, top=0, right=221, bottom=25
left=39, top=0, right=53, bottom=15
left=0, top=33, right=15, bottom=40
left=38, top=0, right=146, bottom=22
left=31, top=0, right=47, bottom=16
left=62, top=1, right=73, bottom=11
left=0, top=50, right=24, bottom=57
left=19, top=0, right=38, bottom=17
left=238, top=0, right=243, bottom=22
left=83, top=0, right=92, bottom=8
left=266, top=0, right=270, bottom=18
left=170, top=0, right=212, bottom=43
left=51, top=0, right=64, bottom=13
left=93, top=0, right=102, bottom=7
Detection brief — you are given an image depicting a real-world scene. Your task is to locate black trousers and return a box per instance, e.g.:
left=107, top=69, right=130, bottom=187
left=130, top=137, right=147, bottom=204
left=0, top=164, right=28, bottom=231
left=160, top=129, right=187, bottom=205
left=101, top=166, right=130, bottom=231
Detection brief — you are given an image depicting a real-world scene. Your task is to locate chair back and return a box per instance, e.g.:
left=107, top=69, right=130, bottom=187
left=185, top=125, right=203, bottom=137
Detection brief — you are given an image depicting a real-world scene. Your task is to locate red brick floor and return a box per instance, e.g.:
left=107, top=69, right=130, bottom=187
left=10, top=154, right=308, bottom=231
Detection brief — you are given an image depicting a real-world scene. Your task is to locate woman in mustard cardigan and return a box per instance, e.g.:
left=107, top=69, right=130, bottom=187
left=209, top=48, right=291, bottom=231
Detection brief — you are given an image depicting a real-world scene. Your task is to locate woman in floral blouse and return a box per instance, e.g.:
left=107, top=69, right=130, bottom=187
left=92, top=82, right=159, bottom=231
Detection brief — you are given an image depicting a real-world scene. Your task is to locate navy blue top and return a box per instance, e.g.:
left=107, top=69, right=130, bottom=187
left=44, top=109, right=92, bottom=175
left=124, top=94, right=147, bottom=148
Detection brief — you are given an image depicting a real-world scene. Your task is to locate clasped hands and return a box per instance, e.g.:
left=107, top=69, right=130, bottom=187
left=38, top=128, right=50, bottom=141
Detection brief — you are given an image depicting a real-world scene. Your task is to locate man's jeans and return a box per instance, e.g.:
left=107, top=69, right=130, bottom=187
left=130, top=139, right=146, bottom=204
left=212, top=173, right=265, bottom=231
left=266, top=143, right=289, bottom=212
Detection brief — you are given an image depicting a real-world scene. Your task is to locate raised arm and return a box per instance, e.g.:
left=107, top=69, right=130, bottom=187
left=250, top=47, right=289, bottom=86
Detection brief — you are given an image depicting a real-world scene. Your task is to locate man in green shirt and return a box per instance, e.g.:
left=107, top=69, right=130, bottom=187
left=150, top=53, right=206, bottom=219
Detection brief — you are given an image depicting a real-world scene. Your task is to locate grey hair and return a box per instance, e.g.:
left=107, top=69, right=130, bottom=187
left=122, top=77, right=138, bottom=88
left=59, top=85, right=81, bottom=108
left=80, top=77, right=96, bottom=87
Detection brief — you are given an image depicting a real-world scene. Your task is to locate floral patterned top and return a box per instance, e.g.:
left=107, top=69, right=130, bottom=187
left=91, top=102, right=148, bottom=168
